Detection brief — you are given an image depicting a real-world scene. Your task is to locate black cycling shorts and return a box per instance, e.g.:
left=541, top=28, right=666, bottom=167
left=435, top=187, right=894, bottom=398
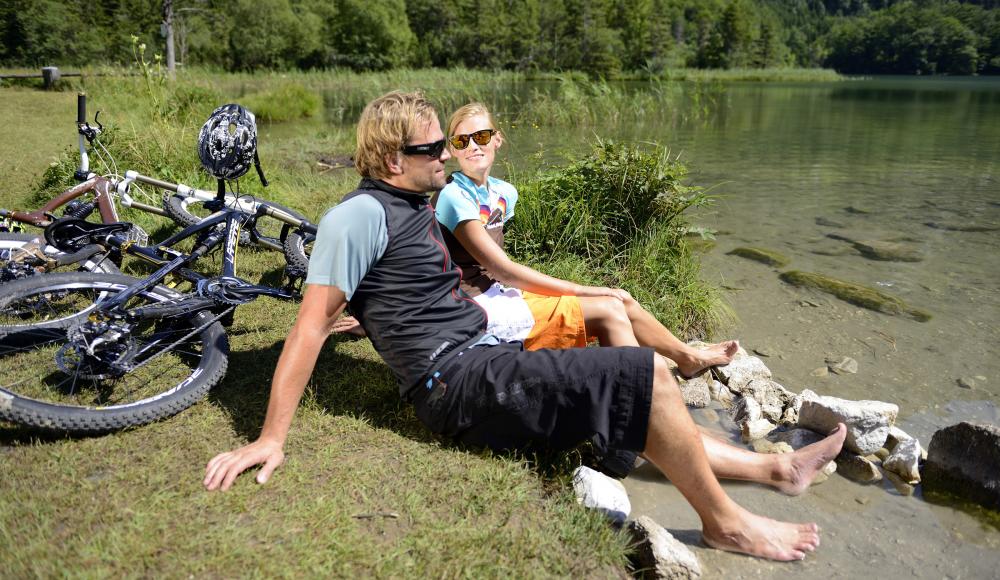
left=411, top=341, right=655, bottom=456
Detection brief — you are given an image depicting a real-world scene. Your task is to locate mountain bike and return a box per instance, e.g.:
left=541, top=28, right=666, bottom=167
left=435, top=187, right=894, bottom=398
left=1, top=94, right=309, bottom=282
left=0, top=177, right=318, bottom=433
left=0, top=94, right=168, bottom=281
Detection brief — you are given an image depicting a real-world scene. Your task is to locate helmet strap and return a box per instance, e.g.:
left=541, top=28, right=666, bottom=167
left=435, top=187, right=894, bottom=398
left=254, top=150, right=268, bottom=187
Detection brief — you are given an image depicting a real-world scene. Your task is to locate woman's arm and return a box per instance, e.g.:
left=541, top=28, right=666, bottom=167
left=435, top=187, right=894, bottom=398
left=453, top=220, right=629, bottom=300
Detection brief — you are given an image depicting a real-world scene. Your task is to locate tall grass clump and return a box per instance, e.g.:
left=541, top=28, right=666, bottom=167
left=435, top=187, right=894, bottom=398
left=241, top=83, right=321, bottom=122
left=507, top=141, right=728, bottom=338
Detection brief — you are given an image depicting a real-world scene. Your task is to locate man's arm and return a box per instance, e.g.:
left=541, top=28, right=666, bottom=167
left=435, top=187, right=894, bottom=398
left=203, top=283, right=347, bottom=491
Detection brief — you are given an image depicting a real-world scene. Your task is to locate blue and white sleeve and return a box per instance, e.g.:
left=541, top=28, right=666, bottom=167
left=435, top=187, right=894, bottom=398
left=434, top=182, right=480, bottom=233
left=304, top=194, right=387, bottom=300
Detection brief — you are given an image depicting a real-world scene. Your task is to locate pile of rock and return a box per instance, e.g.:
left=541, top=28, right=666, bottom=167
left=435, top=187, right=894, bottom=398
left=572, top=345, right=998, bottom=579
left=677, top=346, right=926, bottom=491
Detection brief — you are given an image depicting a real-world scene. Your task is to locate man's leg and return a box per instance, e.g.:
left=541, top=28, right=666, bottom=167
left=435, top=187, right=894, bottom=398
left=642, top=355, right=822, bottom=561
left=698, top=426, right=846, bottom=496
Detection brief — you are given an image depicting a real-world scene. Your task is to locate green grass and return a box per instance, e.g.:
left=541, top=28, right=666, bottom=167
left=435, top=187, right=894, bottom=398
left=0, top=74, right=730, bottom=576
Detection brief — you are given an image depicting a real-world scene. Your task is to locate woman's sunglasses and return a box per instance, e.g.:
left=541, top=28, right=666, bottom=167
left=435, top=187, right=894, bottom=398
left=401, top=138, right=447, bottom=159
left=449, top=129, right=496, bottom=150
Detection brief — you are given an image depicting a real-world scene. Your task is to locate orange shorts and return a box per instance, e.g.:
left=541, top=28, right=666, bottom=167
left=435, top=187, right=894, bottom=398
left=521, top=291, right=588, bottom=350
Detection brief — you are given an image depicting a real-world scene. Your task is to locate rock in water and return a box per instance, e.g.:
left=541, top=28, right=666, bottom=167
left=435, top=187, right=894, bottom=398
left=835, top=452, right=883, bottom=484
left=883, top=438, right=921, bottom=483
left=627, top=516, right=701, bottom=579
left=797, top=393, right=897, bottom=455
left=923, top=422, right=1000, bottom=511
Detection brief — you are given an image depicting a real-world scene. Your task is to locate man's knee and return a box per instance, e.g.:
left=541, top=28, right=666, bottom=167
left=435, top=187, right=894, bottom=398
left=651, top=355, right=682, bottom=405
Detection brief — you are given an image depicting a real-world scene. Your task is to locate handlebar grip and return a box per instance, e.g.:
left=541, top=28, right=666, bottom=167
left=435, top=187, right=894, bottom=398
left=77, top=93, right=86, bottom=124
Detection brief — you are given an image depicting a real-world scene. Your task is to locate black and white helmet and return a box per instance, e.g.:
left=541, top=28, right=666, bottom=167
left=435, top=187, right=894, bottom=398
left=198, top=104, right=258, bottom=181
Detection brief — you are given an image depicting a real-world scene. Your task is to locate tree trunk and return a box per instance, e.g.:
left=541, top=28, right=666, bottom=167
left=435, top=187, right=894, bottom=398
left=163, top=0, right=176, bottom=79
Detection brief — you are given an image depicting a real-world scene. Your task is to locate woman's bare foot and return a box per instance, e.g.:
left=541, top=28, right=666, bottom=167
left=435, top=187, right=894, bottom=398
left=774, top=423, right=847, bottom=496
left=677, top=340, right=740, bottom=377
left=331, top=315, right=367, bottom=337
left=703, top=507, right=821, bottom=561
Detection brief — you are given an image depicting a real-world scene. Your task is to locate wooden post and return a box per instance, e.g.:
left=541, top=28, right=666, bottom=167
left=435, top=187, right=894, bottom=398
left=41, top=67, right=60, bottom=89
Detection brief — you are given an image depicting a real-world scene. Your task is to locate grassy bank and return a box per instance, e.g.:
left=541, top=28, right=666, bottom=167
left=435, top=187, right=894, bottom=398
left=0, top=72, right=727, bottom=576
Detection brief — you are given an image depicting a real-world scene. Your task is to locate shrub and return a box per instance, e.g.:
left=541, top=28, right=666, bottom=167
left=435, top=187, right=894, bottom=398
left=507, top=141, right=726, bottom=338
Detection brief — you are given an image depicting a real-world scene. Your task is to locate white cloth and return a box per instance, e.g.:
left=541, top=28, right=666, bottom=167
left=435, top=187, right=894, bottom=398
left=473, top=282, right=535, bottom=342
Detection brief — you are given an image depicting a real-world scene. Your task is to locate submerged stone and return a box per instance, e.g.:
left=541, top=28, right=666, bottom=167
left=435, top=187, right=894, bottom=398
left=815, top=216, right=846, bottom=228
left=925, top=221, right=1000, bottom=232
left=779, top=270, right=932, bottom=322
left=727, top=246, right=790, bottom=267
left=835, top=452, right=883, bottom=484
left=852, top=240, right=924, bottom=262
left=923, top=422, right=1000, bottom=511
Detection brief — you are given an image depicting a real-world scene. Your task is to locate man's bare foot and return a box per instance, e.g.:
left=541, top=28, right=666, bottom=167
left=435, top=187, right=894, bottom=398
left=774, top=423, right=847, bottom=496
left=677, top=340, right=740, bottom=377
left=331, top=315, right=367, bottom=337
left=703, top=507, right=820, bottom=561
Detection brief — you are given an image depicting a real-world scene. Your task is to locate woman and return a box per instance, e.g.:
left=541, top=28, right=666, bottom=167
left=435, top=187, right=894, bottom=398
left=434, top=102, right=737, bottom=376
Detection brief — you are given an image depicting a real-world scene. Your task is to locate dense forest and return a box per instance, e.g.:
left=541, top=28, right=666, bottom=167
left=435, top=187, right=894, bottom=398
left=1, top=0, right=997, bottom=75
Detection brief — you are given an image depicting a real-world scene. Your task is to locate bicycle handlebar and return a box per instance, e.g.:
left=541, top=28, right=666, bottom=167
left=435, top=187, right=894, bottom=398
left=77, top=93, right=86, bottom=125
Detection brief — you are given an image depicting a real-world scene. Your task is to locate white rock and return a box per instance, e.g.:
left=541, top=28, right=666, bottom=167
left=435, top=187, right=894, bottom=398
left=712, top=352, right=772, bottom=392
left=572, top=466, right=631, bottom=525
left=883, top=438, right=921, bottom=483
left=626, top=516, right=701, bottom=579
left=730, top=396, right=762, bottom=424
left=677, top=373, right=712, bottom=408
left=742, top=418, right=777, bottom=442
left=797, top=394, right=898, bottom=455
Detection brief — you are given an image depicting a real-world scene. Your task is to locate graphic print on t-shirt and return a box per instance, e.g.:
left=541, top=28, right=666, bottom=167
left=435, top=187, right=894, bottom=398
left=481, top=196, right=507, bottom=229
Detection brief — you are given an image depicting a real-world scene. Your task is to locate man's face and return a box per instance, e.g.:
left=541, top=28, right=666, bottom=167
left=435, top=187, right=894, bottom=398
left=397, top=113, right=451, bottom=192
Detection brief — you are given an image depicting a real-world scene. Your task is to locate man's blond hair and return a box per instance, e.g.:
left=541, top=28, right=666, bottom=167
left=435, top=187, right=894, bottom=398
left=355, top=91, right=437, bottom=180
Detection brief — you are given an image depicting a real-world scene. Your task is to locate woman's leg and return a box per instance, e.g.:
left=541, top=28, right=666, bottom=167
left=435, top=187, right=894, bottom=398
left=578, top=296, right=738, bottom=376
left=621, top=296, right=738, bottom=376
left=577, top=296, right=640, bottom=347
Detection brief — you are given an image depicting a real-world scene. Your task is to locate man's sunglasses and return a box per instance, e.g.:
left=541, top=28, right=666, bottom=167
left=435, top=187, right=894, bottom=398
left=449, top=129, right=496, bottom=150
left=401, top=138, right=447, bottom=158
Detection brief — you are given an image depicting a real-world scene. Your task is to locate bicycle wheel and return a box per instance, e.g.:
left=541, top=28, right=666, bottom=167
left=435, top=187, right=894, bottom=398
left=0, top=232, right=119, bottom=283
left=0, top=271, right=229, bottom=433
left=163, top=193, right=306, bottom=251
left=282, top=229, right=313, bottom=280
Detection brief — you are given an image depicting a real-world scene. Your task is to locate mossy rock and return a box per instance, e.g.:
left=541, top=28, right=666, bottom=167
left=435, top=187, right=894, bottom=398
left=727, top=247, right=790, bottom=267
left=780, top=270, right=931, bottom=322
left=686, top=238, right=717, bottom=253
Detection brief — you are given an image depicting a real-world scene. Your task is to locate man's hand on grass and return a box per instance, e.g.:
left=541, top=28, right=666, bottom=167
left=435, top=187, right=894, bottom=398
left=204, top=439, right=285, bottom=491
left=331, top=315, right=366, bottom=337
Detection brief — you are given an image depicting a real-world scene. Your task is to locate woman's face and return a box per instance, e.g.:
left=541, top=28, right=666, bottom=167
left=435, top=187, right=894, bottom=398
left=449, top=114, right=502, bottom=178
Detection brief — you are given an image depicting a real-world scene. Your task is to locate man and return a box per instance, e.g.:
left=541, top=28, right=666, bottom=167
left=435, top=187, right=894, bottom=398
left=204, top=91, right=846, bottom=562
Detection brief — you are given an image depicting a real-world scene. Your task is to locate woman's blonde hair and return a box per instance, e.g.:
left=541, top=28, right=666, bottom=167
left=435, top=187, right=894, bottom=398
left=354, top=91, right=438, bottom=180
left=447, top=102, right=500, bottom=140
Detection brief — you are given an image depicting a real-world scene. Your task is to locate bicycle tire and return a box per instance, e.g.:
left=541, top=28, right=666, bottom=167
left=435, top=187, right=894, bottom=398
left=282, top=229, right=313, bottom=279
left=0, top=271, right=229, bottom=433
left=0, top=232, right=119, bottom=283
left=162, top=192, right=306, bottom=251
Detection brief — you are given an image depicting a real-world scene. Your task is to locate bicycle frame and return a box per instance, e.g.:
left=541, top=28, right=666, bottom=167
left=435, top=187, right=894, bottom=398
left=0, top=94, right=167, bottom=229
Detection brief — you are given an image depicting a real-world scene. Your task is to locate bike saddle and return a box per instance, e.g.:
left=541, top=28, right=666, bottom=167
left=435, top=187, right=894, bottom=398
left=44, top=217, right=135, bottom=252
